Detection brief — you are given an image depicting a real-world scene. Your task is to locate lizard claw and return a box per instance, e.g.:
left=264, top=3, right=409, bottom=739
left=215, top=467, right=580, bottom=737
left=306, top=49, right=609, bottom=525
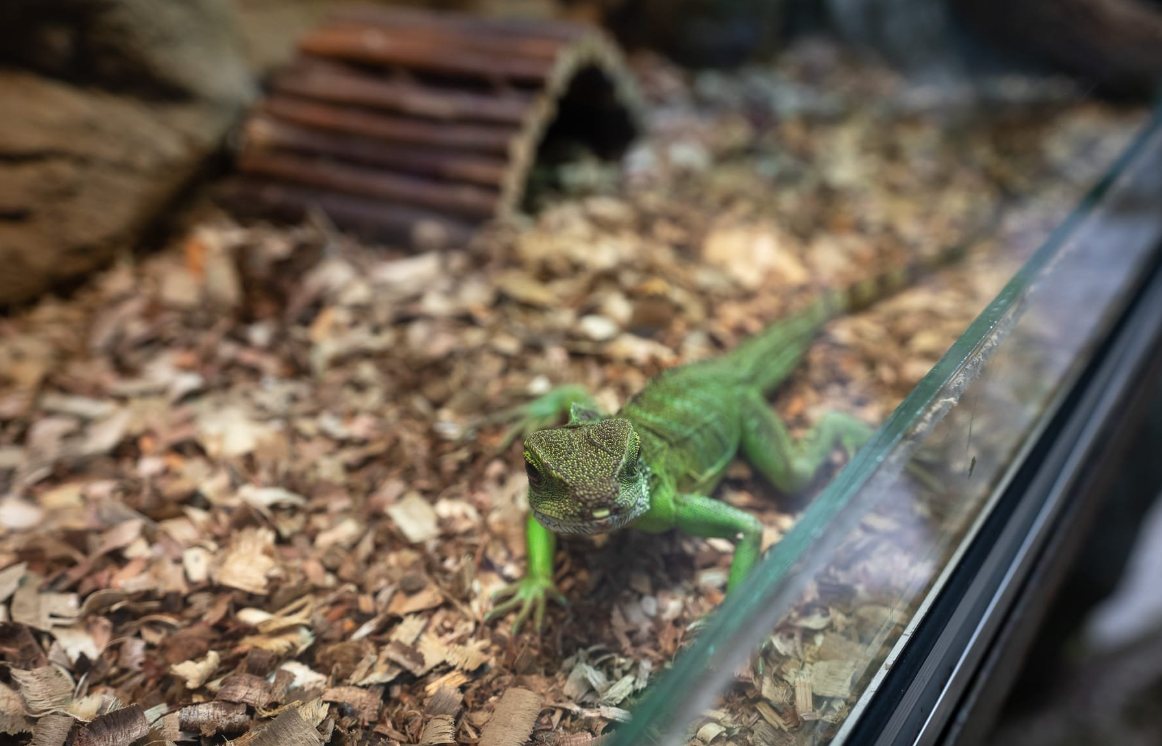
left=484, top=576, right=568, bottom=634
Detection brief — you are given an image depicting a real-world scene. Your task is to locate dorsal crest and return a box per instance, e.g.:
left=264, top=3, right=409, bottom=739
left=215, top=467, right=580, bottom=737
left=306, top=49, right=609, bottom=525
left=568, top=401, right=604, bottom=425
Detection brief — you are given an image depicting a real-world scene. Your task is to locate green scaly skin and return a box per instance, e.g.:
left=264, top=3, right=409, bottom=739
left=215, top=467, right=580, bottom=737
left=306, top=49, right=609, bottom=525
left=485, top=254, right=963, bottom=633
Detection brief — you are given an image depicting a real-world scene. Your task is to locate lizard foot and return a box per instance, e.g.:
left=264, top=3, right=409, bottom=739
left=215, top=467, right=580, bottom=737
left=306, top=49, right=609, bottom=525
left=831, top=415, right=943, bottom=491
left=484, top=576, right=568, bottom=634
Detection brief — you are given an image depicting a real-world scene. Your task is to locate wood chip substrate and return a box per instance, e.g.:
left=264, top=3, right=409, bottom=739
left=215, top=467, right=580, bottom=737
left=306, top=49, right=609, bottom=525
left=223, top=6, right=643, bottom=245
left=0, top=36, right=1149, bottom=746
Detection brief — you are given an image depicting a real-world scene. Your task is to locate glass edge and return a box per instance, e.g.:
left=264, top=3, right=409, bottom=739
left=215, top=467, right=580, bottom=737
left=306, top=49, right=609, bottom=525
left=610, top=100, right=1162, bottom=746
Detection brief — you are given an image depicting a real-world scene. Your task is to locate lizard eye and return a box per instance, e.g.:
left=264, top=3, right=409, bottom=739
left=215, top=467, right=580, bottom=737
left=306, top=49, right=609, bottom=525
left=525, top=460, right=542, bottom=487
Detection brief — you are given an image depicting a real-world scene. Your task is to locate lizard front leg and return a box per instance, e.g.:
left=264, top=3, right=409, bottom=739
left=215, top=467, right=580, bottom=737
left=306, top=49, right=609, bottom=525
left=485, top=514, right=567, bottom=633
left=665, top=494, right=764, bottom=592
left=739, top=389, right=872, bottom=494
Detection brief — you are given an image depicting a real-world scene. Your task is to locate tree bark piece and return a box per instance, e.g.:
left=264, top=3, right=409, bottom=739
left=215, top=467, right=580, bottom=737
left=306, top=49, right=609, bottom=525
left=0, top=0, right=253, bottom=306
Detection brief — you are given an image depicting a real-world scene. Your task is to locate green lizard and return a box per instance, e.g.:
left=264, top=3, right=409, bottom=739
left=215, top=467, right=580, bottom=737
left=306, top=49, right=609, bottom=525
left=484, top=248, right=966, bottom=633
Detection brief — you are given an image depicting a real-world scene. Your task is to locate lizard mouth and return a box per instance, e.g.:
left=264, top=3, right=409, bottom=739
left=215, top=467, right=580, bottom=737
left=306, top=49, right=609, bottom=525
left=532, top=502, right=646, bottom=535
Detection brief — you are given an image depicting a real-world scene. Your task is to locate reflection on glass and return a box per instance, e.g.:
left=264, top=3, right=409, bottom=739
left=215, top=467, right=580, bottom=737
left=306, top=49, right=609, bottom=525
left=611, top=107, right=1162, bottom=746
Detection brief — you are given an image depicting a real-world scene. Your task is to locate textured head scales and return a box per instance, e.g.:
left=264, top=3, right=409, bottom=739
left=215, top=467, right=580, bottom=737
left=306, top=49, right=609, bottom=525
left=522, top=418, right=650, bottom=534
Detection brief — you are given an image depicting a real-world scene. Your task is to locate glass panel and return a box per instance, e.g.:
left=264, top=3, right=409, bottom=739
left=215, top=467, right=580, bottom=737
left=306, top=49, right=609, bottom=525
left=610, top=105, right=1162, bottom=746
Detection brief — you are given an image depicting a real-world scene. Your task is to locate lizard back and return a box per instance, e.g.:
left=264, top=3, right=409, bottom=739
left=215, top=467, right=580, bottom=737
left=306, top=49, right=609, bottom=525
left=619, top=361, right=745, bottom=495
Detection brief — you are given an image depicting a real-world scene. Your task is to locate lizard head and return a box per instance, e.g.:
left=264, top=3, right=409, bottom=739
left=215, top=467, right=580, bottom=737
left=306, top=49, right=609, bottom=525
left=522, top=418, right=650, bottom=535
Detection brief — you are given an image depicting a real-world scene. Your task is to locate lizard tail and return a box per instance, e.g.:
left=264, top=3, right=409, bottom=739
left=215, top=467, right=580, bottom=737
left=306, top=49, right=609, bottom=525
left=733, top=222, right=991, bottom=394
left=829, top=237, right=973, bottom=317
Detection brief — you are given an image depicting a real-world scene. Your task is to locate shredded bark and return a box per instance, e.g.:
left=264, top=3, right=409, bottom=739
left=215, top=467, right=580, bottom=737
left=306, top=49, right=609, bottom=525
left=218, top=673, right=274, bottom=707
left=177, top=701, right=250, bottom=736
left=233, top=708, right=323, bottom=746
left=419, top=713, right=457, bottom=745
left=0, top=683, right=35, bottom=735
left=10, top=668, right=72, bottom=717
left=480, top=688, right=543, bottom=746
left=28, top=715, right=73, bottom=746
left=426, top=687, right=464, bottom=716
left=73, top=706, right=149, bottom=746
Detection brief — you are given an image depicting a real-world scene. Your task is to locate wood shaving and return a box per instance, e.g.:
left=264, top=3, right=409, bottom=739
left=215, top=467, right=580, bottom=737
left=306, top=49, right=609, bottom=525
left=320, top=686, right=381, bottom=724
left=426, top=687, right=464, bottom=717
left=177, top=701, right=250, bottom=736
left=232, top=708, right=322, bottom=746
left=793, top=671, right=815, bottom=721
left=218, top=673, right=273, bottom=707
left=419, top=713, right=457, bottom=745
left=808, top=661, right=857, bottom=700
left=10, top=667, right=73, bottom=717
left=213, top=528, right=277, bottom=595
left=386, top=492, right=441, bottom=543
left=0, top=564, right=27, bottom=605
left=73, top=705, right=148, bottom=746
left=170, top=650, right=220, bottom=689
left=0, top=683, right=34, bottom=735
left=28, top=714, right=73, bottom=746
left=10, top=582, right=79, bottom=632
left=479, top=688, right=542, bottom=746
